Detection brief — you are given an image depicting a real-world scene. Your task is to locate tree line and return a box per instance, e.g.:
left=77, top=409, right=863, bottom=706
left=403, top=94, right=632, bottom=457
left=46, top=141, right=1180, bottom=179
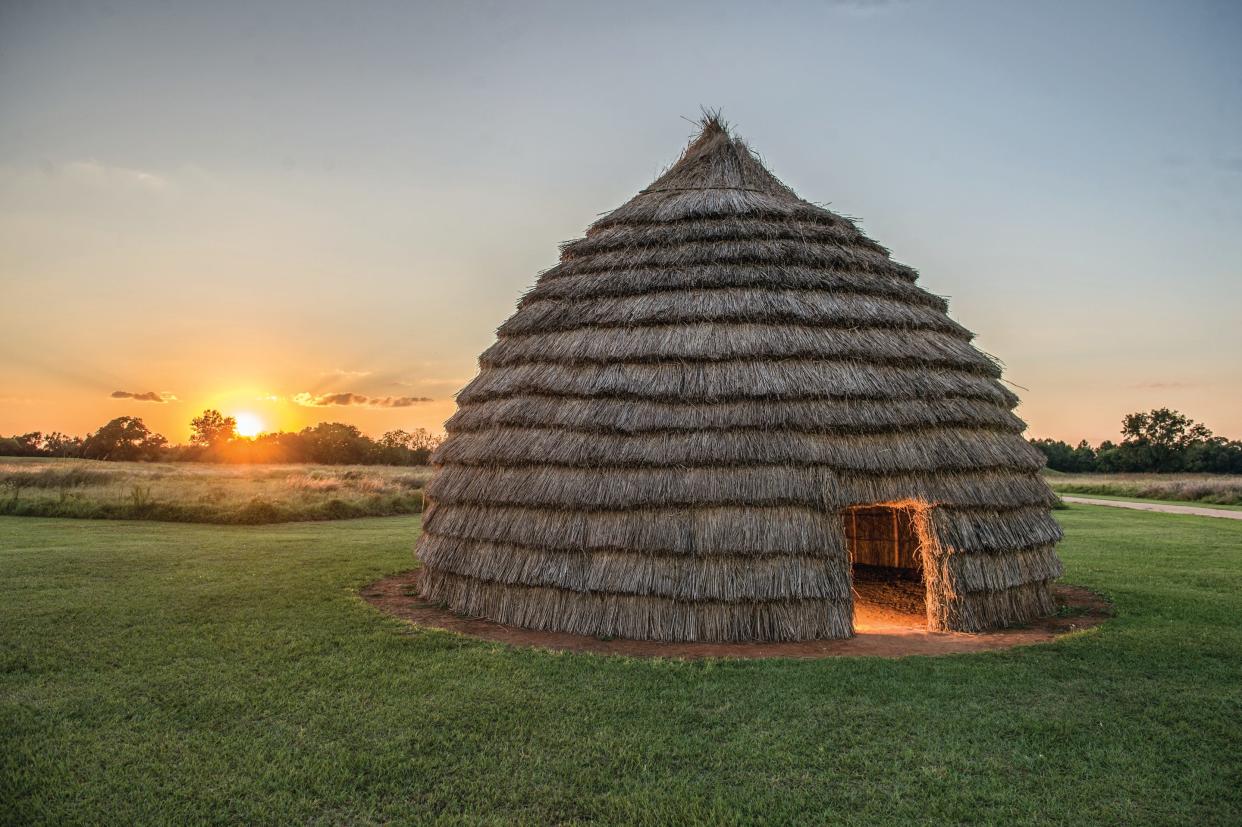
left=1030, top=408, right=1242, bottom=473
left=5, top=406, right=1238, bottom=473
left=0, top=410, right=443, bottom=466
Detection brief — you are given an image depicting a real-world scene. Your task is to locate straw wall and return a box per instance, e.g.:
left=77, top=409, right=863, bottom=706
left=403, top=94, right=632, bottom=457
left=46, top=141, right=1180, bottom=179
left=416, top=118, right=1063, bottom=641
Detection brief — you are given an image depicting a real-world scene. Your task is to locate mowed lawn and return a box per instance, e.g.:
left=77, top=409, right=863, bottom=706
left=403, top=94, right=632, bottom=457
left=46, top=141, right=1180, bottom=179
left=2, top=508, right=1240, bottom=825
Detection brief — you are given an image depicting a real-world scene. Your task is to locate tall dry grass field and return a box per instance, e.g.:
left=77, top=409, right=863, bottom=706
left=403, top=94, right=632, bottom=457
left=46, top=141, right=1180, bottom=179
left=0, top=458, right=433, bottom=523
left=1046, top=471, right=1242, bottom=506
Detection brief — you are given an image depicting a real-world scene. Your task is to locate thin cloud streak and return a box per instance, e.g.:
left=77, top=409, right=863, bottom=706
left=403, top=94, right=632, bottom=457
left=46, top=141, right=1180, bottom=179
left=111, top=390, right=177, bottom=403
left=55, top=159, right=170, bottom=191
left=1130, top=381, right=1200, bottom=390
left=291, top=391, right=432, bottom=408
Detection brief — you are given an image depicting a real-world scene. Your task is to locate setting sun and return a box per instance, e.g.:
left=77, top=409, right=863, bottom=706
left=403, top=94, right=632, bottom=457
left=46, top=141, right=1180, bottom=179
left=234, top=412, right=264, bottom=438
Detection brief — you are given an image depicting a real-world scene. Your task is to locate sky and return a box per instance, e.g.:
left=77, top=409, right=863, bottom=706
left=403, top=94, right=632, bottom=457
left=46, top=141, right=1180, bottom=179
left=1, top=0, right=1239, bottom=444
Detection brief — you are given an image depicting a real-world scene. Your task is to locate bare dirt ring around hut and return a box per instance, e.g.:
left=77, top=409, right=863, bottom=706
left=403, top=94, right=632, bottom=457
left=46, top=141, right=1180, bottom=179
left=360, top=570, right=1111, bottom=659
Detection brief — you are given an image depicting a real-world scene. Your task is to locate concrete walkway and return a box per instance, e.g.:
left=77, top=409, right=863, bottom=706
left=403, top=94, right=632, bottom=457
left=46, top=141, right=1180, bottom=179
left=1060, top=496, right=1242, bottom=520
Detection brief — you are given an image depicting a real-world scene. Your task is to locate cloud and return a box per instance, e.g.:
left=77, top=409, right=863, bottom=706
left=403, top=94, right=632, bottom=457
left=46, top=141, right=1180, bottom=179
left=322, top=368, right=373, bottom=379
left=829, top=0, right=911, bottom=14
left=371, top=395, right=435, bottom=407
left=293, top=391, right=367, bottom=407
left=57, top=160, right=169, bottom=191
left=1129, top=381, right=1199, bottom=390
left=291, top=391, right=432, bottom=408
left=392, top=377, right=471, bottom=390
left=111, top=390, right=177, bottom=403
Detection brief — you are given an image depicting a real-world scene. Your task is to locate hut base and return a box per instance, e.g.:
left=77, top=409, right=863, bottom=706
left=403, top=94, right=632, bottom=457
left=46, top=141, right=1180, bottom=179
left=374, top=571, right=1109, bottom=658
left=419, top=568, right=1060, bottom=642
left=419, top=569, right=854, bottom=642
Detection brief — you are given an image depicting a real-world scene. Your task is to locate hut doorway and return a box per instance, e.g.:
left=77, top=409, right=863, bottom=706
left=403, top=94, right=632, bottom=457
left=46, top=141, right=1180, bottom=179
left=844, top=505, right=928, bottom=620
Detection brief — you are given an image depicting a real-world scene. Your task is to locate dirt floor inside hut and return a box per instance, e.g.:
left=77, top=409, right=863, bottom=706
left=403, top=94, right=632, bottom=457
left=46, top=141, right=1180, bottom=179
left=361, top=570, right=1111, bottom=659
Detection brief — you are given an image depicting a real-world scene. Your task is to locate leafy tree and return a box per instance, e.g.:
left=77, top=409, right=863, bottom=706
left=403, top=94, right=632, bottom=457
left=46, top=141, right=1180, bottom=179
left=1070, top=440, right=1097, bottom=471
left=1029, top=438, right=1075, bottom=471
left=378, top=428, right=443, bottom=464
left=81, top=417, right=167, bottom=461
left=1121, top=408, right=1212, bottom=449
left=1115, top=408, right=1214, bottom=472
left=0, top=432, right=53, bottom=458
left=6, top=432, right=44, bottom=457
left=42, top=432, right=84, bottom=458
left=298, top=422, right=377, bottom=464
left=407, top=428, right=441, bottom=454
left=1028, top=438, right=1099, bottom=472
left=379, top=430, right=414, bottom=451
left=1183, top=438, right=1242, bottom=474
left=190, top=409, right=237, bottom=448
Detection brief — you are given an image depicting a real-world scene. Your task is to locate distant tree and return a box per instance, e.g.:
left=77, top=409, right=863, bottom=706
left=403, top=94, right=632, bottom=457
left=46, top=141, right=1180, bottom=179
left=379, top=430, right=413, bottom=451
left=81, top=417, right=167, bottom=461
left=1029, top=438, right=1076, bottom=471
left=407, top=428, right=442, bottom=455
left=1070, top=439, right=1098, bottom=472
left=8, top=432, right=44, bottom=457
left=1115, top=408, right=1214, bottom=472
left=378, top=428, right=442, bottom=465
left=42, top=432, right=84, bottom=458
left=245, top=431, right=301, bottom=463
left=1121, top=408, right=1212, bottom=449
left=190, top=409, right=237, bottom=449
left=1183, top=438, right=1242, bottom=474
left=1029, top=438, right=1099, bottom=472
left=1094, top=439, right=1124, bottom=472
left=299, top=422, right=377, bottom=464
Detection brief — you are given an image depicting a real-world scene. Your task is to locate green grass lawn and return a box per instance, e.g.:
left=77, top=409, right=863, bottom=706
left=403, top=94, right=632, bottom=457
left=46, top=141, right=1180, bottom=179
left=3, top=506, right=1240, bottom=825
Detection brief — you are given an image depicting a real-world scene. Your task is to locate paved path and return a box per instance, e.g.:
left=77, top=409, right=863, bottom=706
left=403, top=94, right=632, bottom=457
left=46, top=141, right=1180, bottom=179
left=1060, top=496, right=1242, bottom=520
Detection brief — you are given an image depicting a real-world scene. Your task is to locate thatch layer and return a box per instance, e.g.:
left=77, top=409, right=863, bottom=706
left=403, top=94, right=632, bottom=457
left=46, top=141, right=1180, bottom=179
left=415, top=117, right=1062, bottom=641
left=932, top=506, right=1064, bottom=554
left=434, top=426, right=1045, bottom=472
left=424, top=503, right=839, bottom=557
left=943, top=580, right=1059, bottom=633
left=419, top=535, right=852, bottom=601
left=500, top=289, right=971, bottom=336
left=548, top=239, right=915, bottom=280
left=481, top=324, right=998, bottom=374
left=560, top=217, right=890, bottom=259
left=420, top=569, right=854, bottom=642
left=446, top=395, right=1026, bottom=435
left=425, top=466, right=1057, bottom=511
left=420, top=534, right=1062, bottom=602
left=525, top=264, right=945, bottom=309
left=423, top=502, right=1059, bottom=559
left=457, top=360, right=1018, bottom=406
left=591, top=190, right=845, bottom=229
left=948, top=545, right=1063, bottom=593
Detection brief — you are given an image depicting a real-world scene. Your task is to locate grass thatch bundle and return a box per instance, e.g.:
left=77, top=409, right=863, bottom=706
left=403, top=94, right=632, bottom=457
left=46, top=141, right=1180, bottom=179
left=416, top=116, right=1063, bottom=641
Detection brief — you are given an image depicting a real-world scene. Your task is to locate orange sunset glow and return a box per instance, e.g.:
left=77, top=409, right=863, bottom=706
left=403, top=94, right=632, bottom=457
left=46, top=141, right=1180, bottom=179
left=1, top=2, right=1239, bottom=450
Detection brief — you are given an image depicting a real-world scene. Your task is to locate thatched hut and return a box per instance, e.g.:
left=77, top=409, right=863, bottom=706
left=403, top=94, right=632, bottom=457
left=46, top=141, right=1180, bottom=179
left=416, top=117, right=1062, bottom=642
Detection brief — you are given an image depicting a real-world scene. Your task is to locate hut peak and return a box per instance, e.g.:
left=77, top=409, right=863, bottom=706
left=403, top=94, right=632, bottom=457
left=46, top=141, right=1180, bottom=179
left=641, top=115, right=800, bottom=198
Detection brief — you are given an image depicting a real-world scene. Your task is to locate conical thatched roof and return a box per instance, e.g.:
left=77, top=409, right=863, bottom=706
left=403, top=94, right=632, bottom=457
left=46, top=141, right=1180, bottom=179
left=416, top=117, right=1063, bottom=642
